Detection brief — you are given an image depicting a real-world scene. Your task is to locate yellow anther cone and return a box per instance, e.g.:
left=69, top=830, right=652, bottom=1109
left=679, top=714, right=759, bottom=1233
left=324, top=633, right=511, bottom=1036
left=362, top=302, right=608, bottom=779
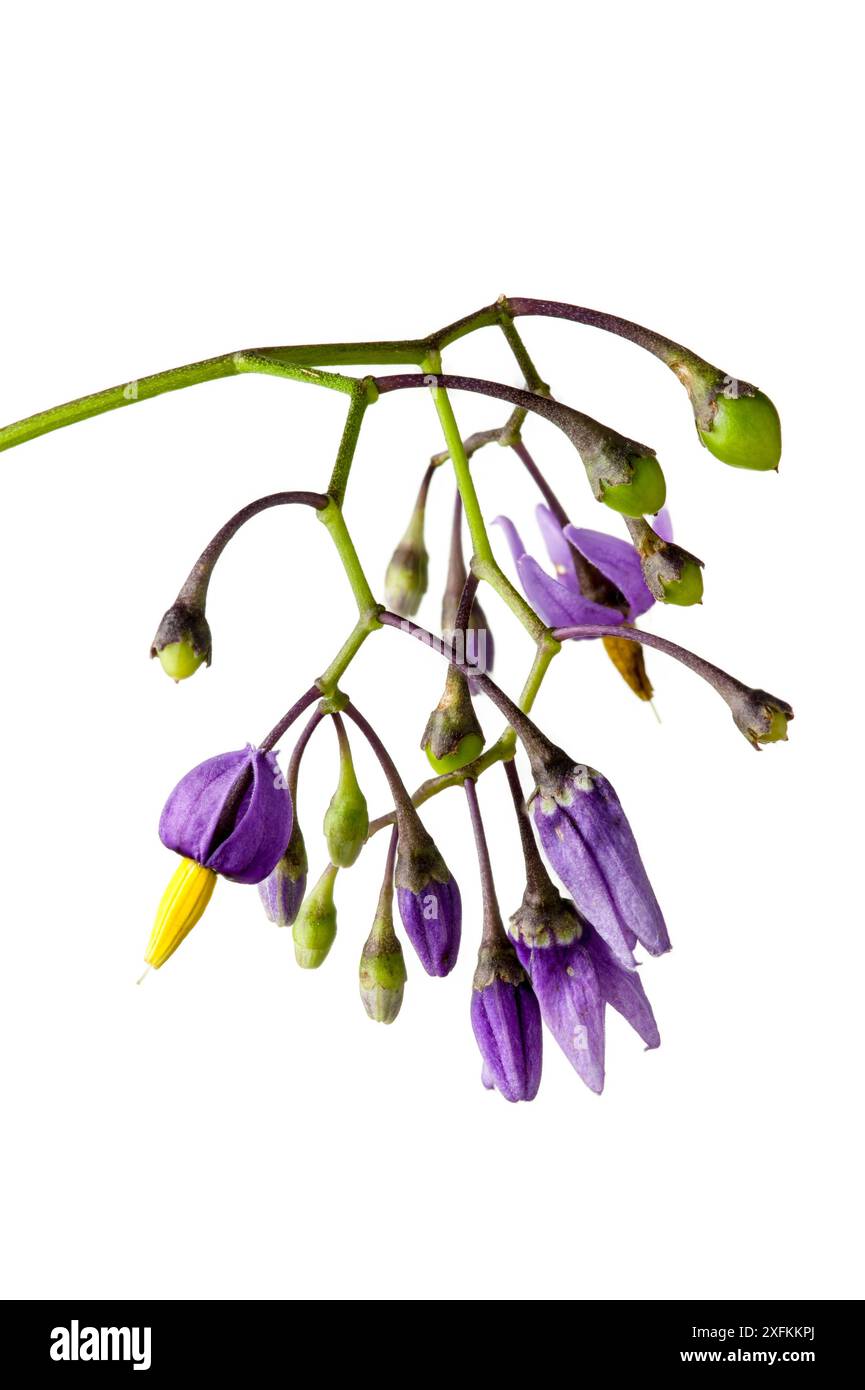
left=145, top=858, right=217, bottom=969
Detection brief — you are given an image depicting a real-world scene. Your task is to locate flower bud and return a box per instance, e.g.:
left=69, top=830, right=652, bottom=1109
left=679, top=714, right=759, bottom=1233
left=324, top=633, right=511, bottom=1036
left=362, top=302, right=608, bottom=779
left=587, top=443, right=667, bottom=518
left=292, top=863, right=338, bottom=969
left=395, top=824, right=461, bottom=976
left=698, top=386, right=781, bottom=472
left=421, top=667, right=485, bottom=775
left=150, top=602, right=212, bottom=681
left=145, top=857, right=217, bottom=969
left=471, top=939, right=542, bottom=1102
left=384, top=507, right=428, bottom=617
left=359, top=908, right=407, bottom=1024
left=258, top=820, right=308, bottom=926
left=323, top=728, right=368, bottom=868
left=731, top=688, right=793, bottom=750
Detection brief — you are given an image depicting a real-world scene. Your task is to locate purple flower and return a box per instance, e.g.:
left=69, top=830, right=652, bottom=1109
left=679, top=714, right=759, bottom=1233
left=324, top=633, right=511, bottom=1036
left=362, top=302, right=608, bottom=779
left=532, top=760, right=670, bottom=968
left=494, top=505, right=672, bottom=629
left=396, top=877, right=462, bottom=977
left=159, top=745, right=292, bottom=885
left=512, top=923, right=659, bottom=1095
left=471, top=945, right=542, bottom=1102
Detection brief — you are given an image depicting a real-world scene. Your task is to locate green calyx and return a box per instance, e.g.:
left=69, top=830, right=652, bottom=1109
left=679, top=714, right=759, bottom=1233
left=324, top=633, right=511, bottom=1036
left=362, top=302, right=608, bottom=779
left=359, top=915, right=407, bottom=1024
left=157, top=641, right=206, bottom=681
left=599, top=453, right=667, bottom=518
left=699, top=388, right=781, bottom=471
left=293, top=864, right=338, bottom=969
left=323, top=730, right=369, bottom=868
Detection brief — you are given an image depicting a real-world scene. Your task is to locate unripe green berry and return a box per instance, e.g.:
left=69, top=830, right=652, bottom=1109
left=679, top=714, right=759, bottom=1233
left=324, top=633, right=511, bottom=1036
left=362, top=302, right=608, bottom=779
left=157, top=641, right=206, bottom=681
left=600, top=453, right=667, bottom=517
left=659, top=558, right=704, bottom=607
left=699, top=389, right=781, bottom=471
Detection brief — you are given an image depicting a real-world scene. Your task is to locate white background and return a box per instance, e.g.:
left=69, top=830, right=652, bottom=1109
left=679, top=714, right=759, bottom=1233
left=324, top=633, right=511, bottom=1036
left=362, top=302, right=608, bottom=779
left=0, top=2, right=860, bottom=1301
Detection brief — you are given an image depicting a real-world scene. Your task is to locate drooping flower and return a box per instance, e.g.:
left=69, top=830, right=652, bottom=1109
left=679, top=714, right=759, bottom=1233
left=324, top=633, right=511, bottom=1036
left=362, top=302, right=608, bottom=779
left=159, top=745, right=291, bottom=885
left=527, top=751, right=670, bottom=969
left=146, top=744, right=292, bottom=969
left=509, top=878, right=659, bottom=1094
left=495, top=504, right=672, bottom=631
left=471, top=940, right=542, bottom=1103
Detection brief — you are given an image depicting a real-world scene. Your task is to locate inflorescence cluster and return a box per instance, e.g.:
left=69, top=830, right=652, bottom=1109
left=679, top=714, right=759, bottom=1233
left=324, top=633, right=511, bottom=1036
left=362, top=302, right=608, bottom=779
left=0, top=296, right=792, bottom=1102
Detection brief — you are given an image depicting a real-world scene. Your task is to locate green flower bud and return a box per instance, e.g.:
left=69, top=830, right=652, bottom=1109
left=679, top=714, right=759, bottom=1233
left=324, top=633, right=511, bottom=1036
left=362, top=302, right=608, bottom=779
left=150, top=603, right=212, bottom=682
left=421, top=667, right=485, bottom=774
left=731, top=688, right=794, bottom=750
left=699, top=387, right=781, bottom=472
left=323, top=723, right=368, bottom=868
left=384, top=506, right=429, bottom=617
left=359, top=910, right=407, bottom=1024
left=591, top=449, right=667, bottom=518
left=292, top=863, right=338, bottom=969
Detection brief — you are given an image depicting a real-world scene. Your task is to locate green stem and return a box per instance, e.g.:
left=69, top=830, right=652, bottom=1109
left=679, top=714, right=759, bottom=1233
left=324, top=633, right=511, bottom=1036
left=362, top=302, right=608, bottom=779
left=317, top=499, right=378, bottom=616
left=326, top=381, right=375, bottom=507
left=422, top=350, right=548, bottom=644
left=316, top=617, right=378, bottom=699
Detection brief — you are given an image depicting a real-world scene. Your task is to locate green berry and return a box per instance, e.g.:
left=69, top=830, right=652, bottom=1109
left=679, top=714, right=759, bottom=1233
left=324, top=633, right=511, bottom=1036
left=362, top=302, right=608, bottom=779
left=699, top=390, right=781, bottom=471
left=600, top=453, right=667, bottom=517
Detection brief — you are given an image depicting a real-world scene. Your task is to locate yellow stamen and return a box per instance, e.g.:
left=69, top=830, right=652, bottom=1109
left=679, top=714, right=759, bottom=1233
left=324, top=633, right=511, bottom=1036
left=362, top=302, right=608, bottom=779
left=145, top=858, right=217, bottom=969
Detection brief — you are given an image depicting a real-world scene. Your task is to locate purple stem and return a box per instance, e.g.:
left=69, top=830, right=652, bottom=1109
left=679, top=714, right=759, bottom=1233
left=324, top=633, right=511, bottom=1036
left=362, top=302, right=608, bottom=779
left=463, top=778, right=506, bottom=944
left=177, top=490, right=328, bottom=610
left=551, top=623, right=746, bottom=704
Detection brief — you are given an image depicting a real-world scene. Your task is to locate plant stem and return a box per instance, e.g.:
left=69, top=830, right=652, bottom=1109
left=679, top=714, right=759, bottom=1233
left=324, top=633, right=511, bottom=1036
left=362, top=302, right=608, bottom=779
left=317, top=498, right=379, bottom=618
left=175, top=490, right=327, bottom=610
left=463, top=778, right=505, bottom=942
left=550, top=622, right=750, bottom=704
left=259, top=685, right=321, bottom=753
left=326, top=383, right=374, bottom=507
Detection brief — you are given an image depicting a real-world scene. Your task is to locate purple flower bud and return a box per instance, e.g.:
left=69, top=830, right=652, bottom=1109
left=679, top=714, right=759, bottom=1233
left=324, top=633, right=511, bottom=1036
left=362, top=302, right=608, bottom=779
left=531, top=757, right=669, bottom=968
left=159, top=745, right=292, bottom=885
left=258, top=823, right=307, bottom=926
left=396, top=878, right=462, bottom=977
left=471, top=943, right=542, bottom=1102
left=395, top=829, right=461, bottom=976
